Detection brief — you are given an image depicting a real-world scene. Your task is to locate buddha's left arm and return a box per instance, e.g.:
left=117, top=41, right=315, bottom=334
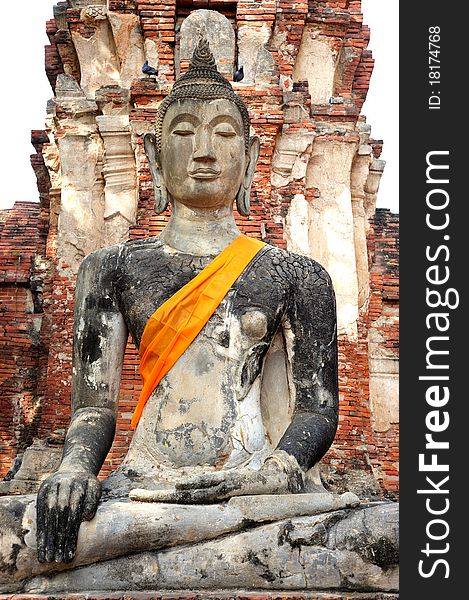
left=276, top=257, right=339, bottom=472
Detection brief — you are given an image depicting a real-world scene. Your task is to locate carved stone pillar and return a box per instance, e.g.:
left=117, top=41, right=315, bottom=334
left=107, top=12, right=146, bottom=89
left=96, top=115, right=138, bottom=246
left=70, top=8, right=121, bottom=98
left=351, top=190, right=370, bottom=311
left=293, top=26, right=337, bottom=103
left=53, top=75, right=105, bottom=271
left=365, top=158, right=386, bottom=221
left=351, top=127, right=373, bottom=310
left=274, top=129, right=315, bottom=256
left=57, top=133, right=105, bottom=268
left=237, top=23, right=275, bottom=85
left=306, top=137, right=360, bottom=338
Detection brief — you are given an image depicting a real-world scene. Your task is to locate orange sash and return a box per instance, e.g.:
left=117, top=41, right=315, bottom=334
left=132, top=234, right=266, bottom=429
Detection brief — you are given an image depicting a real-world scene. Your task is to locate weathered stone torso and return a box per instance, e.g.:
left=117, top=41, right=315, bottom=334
left=93, top=235, right=336, bottom=488
left=114, top=238, right=286, bottom=477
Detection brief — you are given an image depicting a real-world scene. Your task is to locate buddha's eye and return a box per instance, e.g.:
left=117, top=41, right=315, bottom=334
left=213, top=127, right=236, bottom=138
left=172, top=127, right=195, bottom=136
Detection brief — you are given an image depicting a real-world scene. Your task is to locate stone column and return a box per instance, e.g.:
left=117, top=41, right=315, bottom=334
left=277, top=134, right=315, bottom=256
left=368, top=329, right=399, bottom=433
left=70, top=7, right=121, bottom=98
left=107, top=11, right=146, bottom=89
left=351, top=127, right=373, bottom=310
left=292, top=26, right=337, bottom=103
left=351, top=189, right=370, bottom=310
left=41, top=115, right=62, bottom=252
left=57, top=133, right=105, bottom=268
left=96, top=115, right=138, bottom=246
left=365, top=158, right=386, bottom=222
left=52, top=76, right=105, bottom=271
left=306, top=137, right=360, bottom=338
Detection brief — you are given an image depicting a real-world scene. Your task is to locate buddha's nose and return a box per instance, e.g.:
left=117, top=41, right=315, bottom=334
left=192, top=127, right=216, bottom=161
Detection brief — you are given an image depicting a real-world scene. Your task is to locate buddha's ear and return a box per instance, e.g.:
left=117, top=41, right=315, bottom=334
left=236, top=136, right=260, bottom=217
left=144, top=133, right=169, bottom=214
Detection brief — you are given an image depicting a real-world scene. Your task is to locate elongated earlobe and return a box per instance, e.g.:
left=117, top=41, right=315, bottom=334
left=236, top=136, right=260, bottom=217
left=144, top=133, right=169, bottom=214
left=236, top=183, right=250, bottom=217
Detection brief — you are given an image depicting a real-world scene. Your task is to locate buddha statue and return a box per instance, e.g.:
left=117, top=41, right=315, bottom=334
left=1, top=40, right=360, bottom=591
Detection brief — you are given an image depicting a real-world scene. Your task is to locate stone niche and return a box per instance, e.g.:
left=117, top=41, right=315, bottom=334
left=179, top=9, right=235, bottom=79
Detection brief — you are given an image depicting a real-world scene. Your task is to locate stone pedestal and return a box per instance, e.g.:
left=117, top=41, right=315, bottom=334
left=0, top=492, right=398, bottom=596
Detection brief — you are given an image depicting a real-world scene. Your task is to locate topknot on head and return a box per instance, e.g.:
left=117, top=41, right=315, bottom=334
left=189, top=37, right=217, bottom=70
left=154, top=37, right=251, bottom=155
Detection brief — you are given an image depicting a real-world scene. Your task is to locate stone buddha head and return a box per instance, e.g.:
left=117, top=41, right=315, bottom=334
left=144, top=38, right=260, bottom=216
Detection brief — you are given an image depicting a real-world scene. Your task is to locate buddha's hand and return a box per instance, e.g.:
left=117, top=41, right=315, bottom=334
left=36, top=470, right=101, bottom=563
left=130, top=450, right=305, bottom=504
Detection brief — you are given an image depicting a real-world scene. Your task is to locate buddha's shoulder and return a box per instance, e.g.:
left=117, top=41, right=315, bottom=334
left=259, top=244, right=333, bottom=289
left=79, top=237, right=164, bottom=269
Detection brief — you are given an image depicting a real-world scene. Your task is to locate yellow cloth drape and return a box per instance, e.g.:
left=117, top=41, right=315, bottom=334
left=132, top=234, right=266, bottom=429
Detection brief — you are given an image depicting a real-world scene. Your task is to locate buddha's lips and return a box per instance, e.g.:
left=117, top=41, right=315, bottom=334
left=189, top=167, right=221, bottom=179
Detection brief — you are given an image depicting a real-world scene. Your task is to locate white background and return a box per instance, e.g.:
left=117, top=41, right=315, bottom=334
left=0, top=0, right=398, bottom=212
left=362, top=0, right=399, bottom=212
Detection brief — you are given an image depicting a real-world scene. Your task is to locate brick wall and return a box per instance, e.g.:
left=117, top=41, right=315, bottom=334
left=367, top=208, right=399, bottom=497
left=0, top=203, right=48, bottom=473
left=322, top=209, right=399, bottom=500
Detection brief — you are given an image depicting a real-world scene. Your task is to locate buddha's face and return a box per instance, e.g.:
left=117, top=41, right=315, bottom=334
left=158, top=98, right=248, bottom=210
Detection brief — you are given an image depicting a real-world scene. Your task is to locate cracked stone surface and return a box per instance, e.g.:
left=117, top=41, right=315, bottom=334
left=71, top=239, right=339, bottom=489
left=2, top=502, right=397, bottom=594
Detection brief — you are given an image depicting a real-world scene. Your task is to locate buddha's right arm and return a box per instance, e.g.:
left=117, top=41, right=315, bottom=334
left=37, top=247, right=128, bottom=563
